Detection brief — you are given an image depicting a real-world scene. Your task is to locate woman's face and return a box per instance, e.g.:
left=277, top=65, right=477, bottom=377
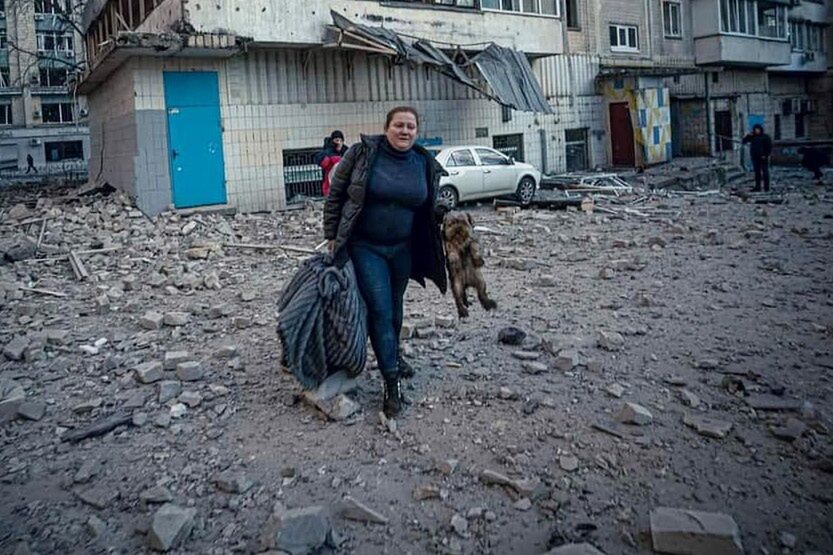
left=385, top=112, right=418, bottom=151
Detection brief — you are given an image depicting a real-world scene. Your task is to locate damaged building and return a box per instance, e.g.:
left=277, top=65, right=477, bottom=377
left=76, top=0, right=831, bottom=216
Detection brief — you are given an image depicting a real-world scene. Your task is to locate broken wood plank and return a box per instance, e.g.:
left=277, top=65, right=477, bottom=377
left=25, top=246, right=124, bottom=263
left=222, top=242, right=317, bottom=255
left=61, top=412, right=133, bottom=443
left=36, top=218, right=48, bottom=252
left=19, top=287, right=68, bottom=298
left=68, top=251, right=90, bottom=281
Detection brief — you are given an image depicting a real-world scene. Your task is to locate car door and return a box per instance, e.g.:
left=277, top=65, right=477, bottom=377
left=444, top=148, right=483, bottom=201
left=474, top=147, right=517, bottom=195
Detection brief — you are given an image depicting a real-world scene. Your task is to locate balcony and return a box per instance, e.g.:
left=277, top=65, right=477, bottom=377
left=694, top=34, right=791, bottom=66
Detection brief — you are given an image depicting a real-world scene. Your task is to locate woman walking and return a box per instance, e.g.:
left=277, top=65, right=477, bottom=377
left=323, top=107, right=447, bottom=418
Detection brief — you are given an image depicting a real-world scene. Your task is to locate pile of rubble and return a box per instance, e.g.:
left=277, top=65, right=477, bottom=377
left=1, top=172, right=832, bottom=554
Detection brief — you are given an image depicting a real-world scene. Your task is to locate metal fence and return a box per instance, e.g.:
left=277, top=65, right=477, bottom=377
left=283, top=148, right=323, bottom=203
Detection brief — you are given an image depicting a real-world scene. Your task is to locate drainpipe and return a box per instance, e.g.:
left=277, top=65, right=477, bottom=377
left=644, top=0, right=654, bottom=62
left=705, top=71, right=713, bottom=156
left=560, top=0, right=576, bottom=107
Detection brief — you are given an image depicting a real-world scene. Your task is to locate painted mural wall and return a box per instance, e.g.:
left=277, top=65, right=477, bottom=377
left=601, top=77, right=672, bottom=166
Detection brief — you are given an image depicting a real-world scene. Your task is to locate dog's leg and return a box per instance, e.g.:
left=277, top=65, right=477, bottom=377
left=475, top=275, right=497, bottom=311
left=469, top=241, right=485, bottom=269
left=452, top=279, right=469, bottom=318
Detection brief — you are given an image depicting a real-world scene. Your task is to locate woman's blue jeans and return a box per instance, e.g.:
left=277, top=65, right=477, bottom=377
left=349, top=240, right=411, bottom=378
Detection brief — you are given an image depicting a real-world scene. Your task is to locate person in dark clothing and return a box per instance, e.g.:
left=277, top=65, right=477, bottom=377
left=798, top=146, right=830, bottom=185
left=25, top=154, right=37, bottom=174
left=315, top=130, right=349, bottom=197
left=323, top=106, right=448, bottom=418
left=742, top=124, right=772, bottom=192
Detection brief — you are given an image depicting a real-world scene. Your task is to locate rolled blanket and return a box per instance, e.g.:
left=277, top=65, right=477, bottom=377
left=277, top=254, right=368, bottom=388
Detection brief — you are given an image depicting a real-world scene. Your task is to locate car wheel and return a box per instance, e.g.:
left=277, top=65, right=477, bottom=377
left=516, top=177, right=536, bottom=206
left=439, top=185, right=459, bottom=210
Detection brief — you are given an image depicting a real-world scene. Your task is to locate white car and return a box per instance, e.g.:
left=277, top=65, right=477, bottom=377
left=428, top=146, right=541, bottom=209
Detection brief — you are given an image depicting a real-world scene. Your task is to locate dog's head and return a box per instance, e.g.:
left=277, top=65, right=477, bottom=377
left=443, top=211, right=474, bottom=244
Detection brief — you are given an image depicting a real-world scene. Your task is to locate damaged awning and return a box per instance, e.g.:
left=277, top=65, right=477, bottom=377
left=325, top=11, right=553, bottom=114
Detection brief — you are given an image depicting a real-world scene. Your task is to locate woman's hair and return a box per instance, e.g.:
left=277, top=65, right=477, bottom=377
left=385, top=106, right=420, bottom=129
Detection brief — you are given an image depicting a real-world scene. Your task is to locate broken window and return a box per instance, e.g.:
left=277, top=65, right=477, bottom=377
left=0, top=103, right=11, bottom=125
left=41, top=102, right=74, bottom=123
left=44, top=140, right=83, bottom=162
left=39, top=67, right=68, bottom=87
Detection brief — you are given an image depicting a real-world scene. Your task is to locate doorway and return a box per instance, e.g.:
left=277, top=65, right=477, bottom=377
left=609, top=102, right=635, bottom=166
left=714, top=110, right=733, bottom=153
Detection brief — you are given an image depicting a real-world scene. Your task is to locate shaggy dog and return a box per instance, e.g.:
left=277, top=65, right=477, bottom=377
left=442, top=211, right=497, bottom=318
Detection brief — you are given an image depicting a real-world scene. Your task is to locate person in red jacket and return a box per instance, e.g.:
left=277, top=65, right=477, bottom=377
left=316, top=130, right=349, bottom=197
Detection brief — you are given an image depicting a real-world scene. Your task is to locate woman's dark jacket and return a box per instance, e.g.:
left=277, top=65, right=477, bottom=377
left=323, top=134, right=448, bottom=294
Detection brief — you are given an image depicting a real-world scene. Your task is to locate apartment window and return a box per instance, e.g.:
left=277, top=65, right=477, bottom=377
left=0, top=104, right=11, bottom=125
left=0, top=29, right=6, bottom=50
left=566, top=0, right=579, bottom=28
left=420, top=0, right=477, bottom=6
left=757, top=2, right=787, bottom=39
left=610, top=24, right=638, bottom=52
left=0, top=67, right=10, bottom=88
left=41, top=102, right=73, bottom=123
left=36, top=32, right=74, bottom=54
left=773, top=114, right=781, bottom=140
left=663, top=2, right=682, bottom=38
left=481, top=0, right=558, bottom=16
left=795, top=113, right=805, bottom=138
left=39, top=67, right=68, bottom=87
left=45, top=140, right=83, bottom=162
left=35, top=0, right=70, bottom=14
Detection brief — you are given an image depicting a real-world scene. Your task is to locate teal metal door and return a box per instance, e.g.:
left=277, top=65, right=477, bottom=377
left=164, top=71, right=227, bottom=208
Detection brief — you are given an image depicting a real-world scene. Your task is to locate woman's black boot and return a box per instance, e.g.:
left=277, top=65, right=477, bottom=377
left=398, top=356, right=415, bottom=379
left=383, top=376, right=404, bottom=418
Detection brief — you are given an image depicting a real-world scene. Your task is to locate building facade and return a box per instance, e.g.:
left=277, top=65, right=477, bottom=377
left=78, top=0, right=830, bottom=216
left=0, top=0, right=89, bottom=172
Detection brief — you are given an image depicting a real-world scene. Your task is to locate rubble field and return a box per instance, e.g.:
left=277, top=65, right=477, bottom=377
left=1, top=170, right=832, bottom=555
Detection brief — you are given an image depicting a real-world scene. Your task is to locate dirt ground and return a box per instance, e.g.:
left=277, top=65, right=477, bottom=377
left=1, top=167, right=832, bottom=555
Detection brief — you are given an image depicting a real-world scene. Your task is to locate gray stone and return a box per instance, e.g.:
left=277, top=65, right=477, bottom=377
left=72, top=397, right=103, bottom=414
left=650, top=507, right=743, bottom=555
left=598, top=331, right=625, bottom=351
left=140, top=486, right=173, bottom=504
left=513, top=498, right=532, bottom=511
left=522, top=361, right=548, bottom=374
left=779, top=532, right=796, bottom=548
left=680, top=389, right=701, bottom=408
left=178, top=391, right=202, bottom=408
left=536, top=274, right=558, bottom=287
left=135, top=361, right=163, bottom=384
left=139, top=311, right=164, bottom=331
left=203, top=272, right=221, bottom=290
left=304, top=371, right=358, bottom=403
left=303, top=390, right=359, bottom=421
left=605, top=383, right=625, bottom=398
left=3, top=336, right=28, bottom=361
left=618, top=402, right=653, bottom=425
left=435, top=315, right=456, bottom=328
left=498, top=327, right=526, bottom=346
left=162, top=312, right=190, bottom=327
left=337, top=496, right=388, bottom=524
left=74, top=459, right=102, bottom=484
left=76, top=485, right=120, bottom=509
left=157, top=381, right=182, bottom=404
left=122, top=390, right=148, bottom=409
left=147, top=503, right=196, bottom=552
left=86, top=515, right=108, bottom=539
left=214, top=472, right=254, bottom=494
left=559, top=455, right=579, bottom=472
left=770, top=417, right=807, bottom=441
left=45, top=329, right=70, bottom=346
left=746, top=394, right=802, bottom=412
left=176, top=361, right=204, bottom=382
left=544, top=543, right=605, bottom=555
left=169, top=403, right=187, bottom=418
left=266, top=505, right=335, bottom=555
left=163, top=351, right=191, bottom=371
left=684, top=413, right=733, bottom=439
left=511, top=350, right=539, bottom=361
left=214, top=345, right=238, bottom=359
left=451, top=514, right=468, bottom=537
left=413, top=484, right=442, bottom=501
left=132, top=412, right=148, bottom=426
left=439, top=459, right=459, bottom=475
left=554, top=349, right=580, bottom=371
left=17, top=401, right=45, bottom=421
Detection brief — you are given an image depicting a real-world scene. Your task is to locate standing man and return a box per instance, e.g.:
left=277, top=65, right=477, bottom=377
left=742, top=124, right=772, bottom=192
left=315, top=130, right=349, bottom=197
left=25, top=154, right=37, bottom=174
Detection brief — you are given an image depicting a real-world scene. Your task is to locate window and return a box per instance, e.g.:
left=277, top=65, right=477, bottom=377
left=36, top=32, right=74, bottom=54
left=39, top=67, right=68, bottom=87
left=475, top=148, right=511, bottom=165
left=420, top=0, right=476, bottom=7
left=0, top=67, right=9, bottom=88
left=0, top=29, right=6, bottom=50
left=44, top=141, right=83, bottom=162
left=773, top=114, right=781, bottom=140
left=0, top=104, right=11, bottom=125
left=757, top=2, right=787, bottom=39
left=610, top=24, right=639, bottom=52
left=481, top=0, right=557, bottom=16
left=35, top=0, right=70, bottom=14
left=795, top=113, right=805, bottom=138
left=493, top=134, right=525, bottom=161
left=721, top=0, right=786, bottom=39
left=663, top=2, right=682, bottom=38
left=565, top=128, right=589, bottom=172
left=565, top=0, right=579, bottom=28
left=447, top=149, right=476, bottom=167
left=41, top=102, right=73, bottom=123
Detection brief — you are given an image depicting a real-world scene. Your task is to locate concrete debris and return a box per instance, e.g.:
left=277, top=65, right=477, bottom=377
left=213, top=472, right=254, bottom=494
left=336, top=496, right=388, bottom=524
left=262, top=505, right=337, bottom=555
left=597, top=331, right=625, bottom=351
left=544, top=544, right=605, bottom=555
left=617, top=402, right=653, bottom=425
left=140, top=486, right=173, bottom=504
left=770, top=417, right=807, bottom=441
left=147, top=504, right=196, bottom=552
left=683, top=413, right=733, bottom=439
left=650, top=507, right=743, bottom=555
left=498, top=327, right=527, bottom=346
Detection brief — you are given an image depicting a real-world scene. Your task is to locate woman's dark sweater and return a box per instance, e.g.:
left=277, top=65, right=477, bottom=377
left=354, top=139, right=428, bottom=245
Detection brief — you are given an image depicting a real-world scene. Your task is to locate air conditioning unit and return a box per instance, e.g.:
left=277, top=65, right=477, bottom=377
left=791, top=98, right=802, bottom=114
left=79, top=108, right=89, bottom=118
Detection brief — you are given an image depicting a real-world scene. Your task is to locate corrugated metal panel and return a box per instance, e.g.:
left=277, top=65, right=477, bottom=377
left=534, top=54, right=599, bottom=98
left=234, top=48, right=486, bottom=105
